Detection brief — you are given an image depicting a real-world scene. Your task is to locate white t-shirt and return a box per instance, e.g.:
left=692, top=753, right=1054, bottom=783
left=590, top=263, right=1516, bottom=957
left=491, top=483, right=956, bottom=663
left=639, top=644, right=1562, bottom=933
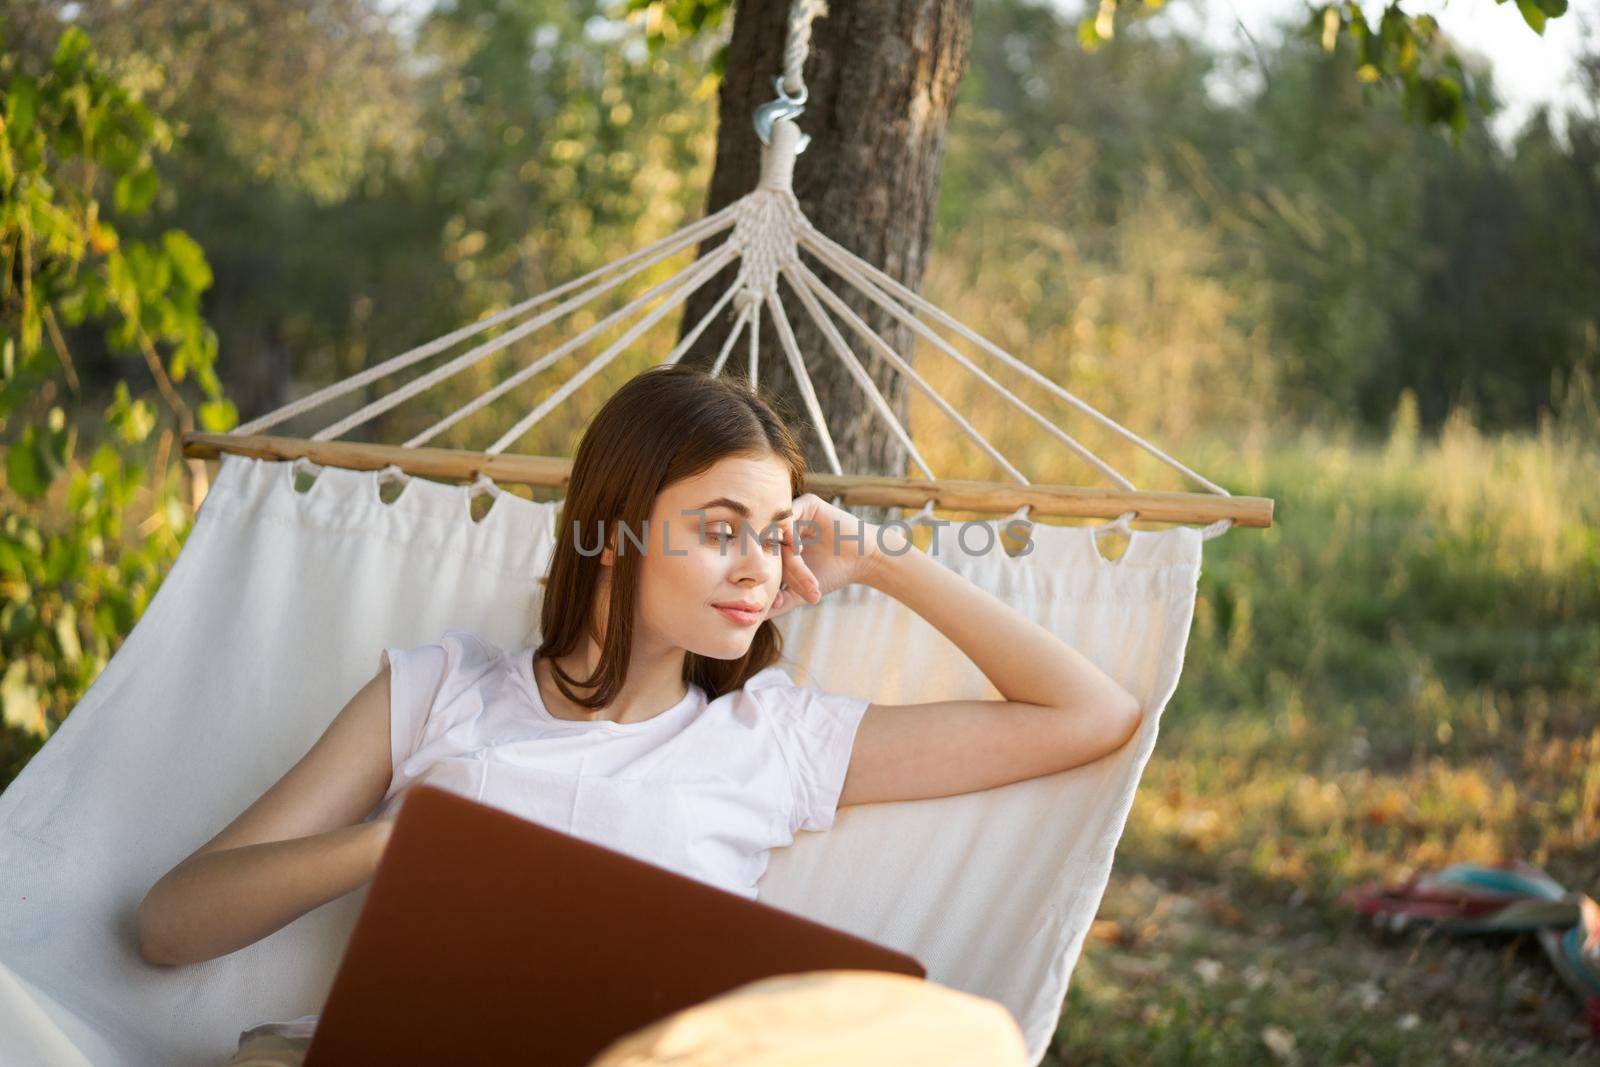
left=376, top=628, right=873, bottom=895
left=236, top=629, right=871, bottom=1046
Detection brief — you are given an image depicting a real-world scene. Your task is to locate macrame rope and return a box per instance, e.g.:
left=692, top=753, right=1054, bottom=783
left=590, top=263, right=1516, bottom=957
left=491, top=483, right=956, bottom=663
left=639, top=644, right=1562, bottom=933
left=765, top=286, right=843, bottom=475
left=710, top=303, right=754, bottom=378
left=1094, top=510, right=1137, bottom=540
left=747, top=293, right=761, bottom=387
left=777, top=263, right=933, bottom=480
left=666, top=275, right=743, bottom=366
left=406, top=243, right=737, bottom=449
left=801, top=227, right=1231, bottom=497
left=484, top=243, right=740, bottom=455
left=787, top=257, right=1024, bottom=483
left=236, top=203, right=736, bottom=438
left=796, top=236, right=1113, bottom=489
left=782, top=0, right=828, bottom=96
left=315, top=213, right=736, bottom=444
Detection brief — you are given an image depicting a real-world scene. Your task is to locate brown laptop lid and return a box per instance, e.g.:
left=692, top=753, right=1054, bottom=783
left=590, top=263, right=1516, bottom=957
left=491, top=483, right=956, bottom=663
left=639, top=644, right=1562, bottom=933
left=305, top=785, right=925, bottom=1066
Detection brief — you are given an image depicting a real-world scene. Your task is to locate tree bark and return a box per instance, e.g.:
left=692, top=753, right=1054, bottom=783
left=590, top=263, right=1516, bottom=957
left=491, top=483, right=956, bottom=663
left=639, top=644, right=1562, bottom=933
left=676, top=0, right=975, bottom=482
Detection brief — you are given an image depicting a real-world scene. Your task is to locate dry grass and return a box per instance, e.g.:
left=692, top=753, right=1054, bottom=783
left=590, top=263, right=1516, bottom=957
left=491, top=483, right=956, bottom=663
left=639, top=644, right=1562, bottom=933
left=1013, top=409, right=1599, bottom=1063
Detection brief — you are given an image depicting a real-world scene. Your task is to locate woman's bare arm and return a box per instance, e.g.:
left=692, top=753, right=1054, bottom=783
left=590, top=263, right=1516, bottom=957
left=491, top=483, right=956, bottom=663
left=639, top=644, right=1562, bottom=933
left=135, top=667, right=396, bottom=966
left=838, top=531, right=1142, bottom=807
left=774, top=499, right=1142, bottom=807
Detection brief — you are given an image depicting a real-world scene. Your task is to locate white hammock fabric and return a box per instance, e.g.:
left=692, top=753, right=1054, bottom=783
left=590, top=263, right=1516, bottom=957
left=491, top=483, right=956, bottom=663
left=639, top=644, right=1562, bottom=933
left=0, top=453, right=1203, bottom=1065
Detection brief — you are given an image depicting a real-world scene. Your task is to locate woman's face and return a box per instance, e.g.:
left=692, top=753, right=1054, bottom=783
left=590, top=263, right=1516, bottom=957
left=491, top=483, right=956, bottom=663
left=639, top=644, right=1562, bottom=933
left=626, top=451, right=795, bottom=661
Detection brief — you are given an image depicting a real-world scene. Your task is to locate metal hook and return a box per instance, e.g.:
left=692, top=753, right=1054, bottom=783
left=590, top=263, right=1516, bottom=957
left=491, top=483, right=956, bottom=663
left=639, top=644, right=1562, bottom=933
left=753, top=76, right=812, bottom=153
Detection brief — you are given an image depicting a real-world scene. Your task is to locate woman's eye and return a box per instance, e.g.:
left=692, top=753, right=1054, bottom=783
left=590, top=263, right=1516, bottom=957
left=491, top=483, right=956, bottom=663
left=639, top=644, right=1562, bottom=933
left=702, top=522, right=784, bottom=550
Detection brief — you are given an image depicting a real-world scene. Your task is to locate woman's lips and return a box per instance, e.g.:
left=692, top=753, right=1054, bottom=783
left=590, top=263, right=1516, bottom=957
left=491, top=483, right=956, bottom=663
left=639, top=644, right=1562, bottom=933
left=714, top=604, right=764, bottom=626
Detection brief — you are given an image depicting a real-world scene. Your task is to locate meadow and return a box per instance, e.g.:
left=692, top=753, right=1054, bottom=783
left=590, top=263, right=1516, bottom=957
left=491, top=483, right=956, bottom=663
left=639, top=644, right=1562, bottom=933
left=1042, top=402, right=1600, bottom=1063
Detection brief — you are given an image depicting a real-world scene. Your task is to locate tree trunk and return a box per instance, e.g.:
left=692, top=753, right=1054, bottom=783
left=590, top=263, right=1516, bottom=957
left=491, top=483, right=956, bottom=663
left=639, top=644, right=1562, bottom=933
left=676, top=0, right=975, bottom=483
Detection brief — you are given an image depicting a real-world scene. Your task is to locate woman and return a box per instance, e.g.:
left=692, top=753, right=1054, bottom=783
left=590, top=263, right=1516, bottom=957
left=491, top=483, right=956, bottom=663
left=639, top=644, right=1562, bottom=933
left=135, top=364, right=1142, bottom=1061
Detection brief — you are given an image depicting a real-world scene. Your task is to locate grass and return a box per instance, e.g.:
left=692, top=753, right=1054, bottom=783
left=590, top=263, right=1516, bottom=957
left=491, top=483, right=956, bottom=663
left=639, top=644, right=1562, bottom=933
left=1035, top=400, right=1600, bottom=1063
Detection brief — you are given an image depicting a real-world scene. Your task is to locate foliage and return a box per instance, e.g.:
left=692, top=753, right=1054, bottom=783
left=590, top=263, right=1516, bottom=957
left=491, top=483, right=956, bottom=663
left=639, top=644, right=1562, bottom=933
left=2, top=0, right=424, bottom=207
left=938, top=0, right=1600, bottom=435
left=1081, top=0, right=1568, bottom=141
left=0, top=25, right=233, bottom=758
left=624, top=0, right=732, bottom=77
left=626, top=0, right=1568, bottom=139
left=1045, top=398, right=1600, bottom=1062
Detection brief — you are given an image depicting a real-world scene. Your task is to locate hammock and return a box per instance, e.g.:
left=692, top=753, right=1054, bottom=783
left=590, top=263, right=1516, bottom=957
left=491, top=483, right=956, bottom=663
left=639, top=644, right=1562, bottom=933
left=0, top=3, right=1273, bottom=1063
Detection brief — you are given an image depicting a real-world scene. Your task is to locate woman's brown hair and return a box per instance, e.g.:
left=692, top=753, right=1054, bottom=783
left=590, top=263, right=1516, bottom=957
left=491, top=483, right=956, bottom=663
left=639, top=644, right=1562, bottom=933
left=536, top=364, right=807, bottom=708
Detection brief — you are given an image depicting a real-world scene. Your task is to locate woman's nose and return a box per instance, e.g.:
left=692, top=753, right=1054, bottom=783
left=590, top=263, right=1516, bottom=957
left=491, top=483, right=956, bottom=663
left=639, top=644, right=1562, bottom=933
left=731, top=529, right=780, bottom=584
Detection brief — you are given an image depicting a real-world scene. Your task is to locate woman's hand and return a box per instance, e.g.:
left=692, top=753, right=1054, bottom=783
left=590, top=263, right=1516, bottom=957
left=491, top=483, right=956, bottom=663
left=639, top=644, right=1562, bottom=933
left=767, top=494, right=900, bottom=620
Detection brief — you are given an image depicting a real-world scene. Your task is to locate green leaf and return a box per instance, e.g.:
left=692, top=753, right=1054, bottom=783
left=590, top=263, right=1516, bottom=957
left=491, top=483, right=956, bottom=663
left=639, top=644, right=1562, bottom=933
left=43, top=537, right=84, bottom=585
left=104, top=250, right=136, bottom=314
left=5, top=75, right=39, bottom=145
left=1377, top=6, right=1408, bottom=71
left=113, top=166, right=159, bottom=215
left=106, top=383, right=156, bottom=445
left=89, top=442, right=121, bottom=483
left=1514, top=0, right=1547, bottom=33
left=195, top=359, right=222, bottom=398
left=39, top=407, right=74, bottom=480
left=198, top=397, right=238, bottom=433
left=1076, top=18, right=1103, bottom=53
left=160, top=231, right=212, bottom=292
left=6, top=428, right=48, bottom=499
left=51, top=26, right=94, bottom=73
left=0, top=540, right=25, bottom=580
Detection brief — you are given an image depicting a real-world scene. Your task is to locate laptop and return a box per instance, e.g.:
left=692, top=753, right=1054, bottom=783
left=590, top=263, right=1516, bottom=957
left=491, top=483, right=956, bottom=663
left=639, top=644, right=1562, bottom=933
left=304, top=784, right=926, bottom=1065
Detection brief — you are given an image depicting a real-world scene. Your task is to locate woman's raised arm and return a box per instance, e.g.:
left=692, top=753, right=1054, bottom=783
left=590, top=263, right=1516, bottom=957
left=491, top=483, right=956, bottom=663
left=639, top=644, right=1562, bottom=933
left=135, top=667, right=396, bottom=966
left=774, top=497, right=1142, bottom=808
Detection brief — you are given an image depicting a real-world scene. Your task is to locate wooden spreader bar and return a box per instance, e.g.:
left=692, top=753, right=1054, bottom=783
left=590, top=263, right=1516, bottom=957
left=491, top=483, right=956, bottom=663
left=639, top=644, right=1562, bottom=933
left=182, top=432, right=1274, bottom=529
